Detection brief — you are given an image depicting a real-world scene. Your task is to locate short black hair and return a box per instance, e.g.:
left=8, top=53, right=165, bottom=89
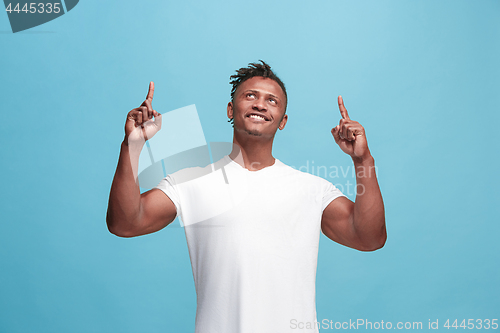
left=228, top=60, right=287, bottom=126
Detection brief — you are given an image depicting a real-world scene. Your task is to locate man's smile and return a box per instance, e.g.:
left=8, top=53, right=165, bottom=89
left=246, top=112, right=270, bottom=121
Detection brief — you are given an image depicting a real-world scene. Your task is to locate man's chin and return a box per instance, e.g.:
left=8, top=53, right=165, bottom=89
left=246, top=130, right=263, bottom=136
left=234, top=125, right=261, bottom=136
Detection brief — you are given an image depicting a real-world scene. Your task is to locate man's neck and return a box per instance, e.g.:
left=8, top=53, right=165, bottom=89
left=229, top=132, right=275, bottom=171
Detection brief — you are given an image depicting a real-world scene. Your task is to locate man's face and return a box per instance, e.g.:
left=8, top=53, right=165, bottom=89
left=227, top=76, right=288, bottom=138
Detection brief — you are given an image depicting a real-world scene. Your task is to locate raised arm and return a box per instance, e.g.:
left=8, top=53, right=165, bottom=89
left=321, top=96, right=386, bottom=251
left=106, top=82, right=177, bottom=237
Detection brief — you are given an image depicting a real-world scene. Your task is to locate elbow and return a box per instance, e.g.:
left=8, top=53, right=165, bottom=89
left=358, top=230, right=387, bottom=252
left=360, top=217, right=387, bottom=252
left=106, top=216, right=123, bottom=237
left=107, top=224, right=138, bottom=238
left=358, top=241, right=385, bottom=252
left=106, top=211, right=138, bottom=238
left=361, top=238, right=386, bottom=252
left=107, top=224, right=128, bottom=238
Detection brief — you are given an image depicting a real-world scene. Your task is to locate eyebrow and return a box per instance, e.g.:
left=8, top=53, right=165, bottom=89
left=244, top=89, right=282, bottom=102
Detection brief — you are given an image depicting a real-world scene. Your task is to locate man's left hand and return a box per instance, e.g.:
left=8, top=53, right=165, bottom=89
left=331, top=96, right=371, bottom=161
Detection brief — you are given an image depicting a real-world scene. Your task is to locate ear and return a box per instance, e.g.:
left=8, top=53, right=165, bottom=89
left=278, top=114, right=288, bottom=130
left=227, top=102, right=233, bottom=120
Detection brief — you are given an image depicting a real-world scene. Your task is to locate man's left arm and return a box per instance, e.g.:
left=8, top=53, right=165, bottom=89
left=321, top=96, right=386, bottom=251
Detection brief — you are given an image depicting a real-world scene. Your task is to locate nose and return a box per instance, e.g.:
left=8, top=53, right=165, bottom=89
left=252, top=96, right=267, bottom=111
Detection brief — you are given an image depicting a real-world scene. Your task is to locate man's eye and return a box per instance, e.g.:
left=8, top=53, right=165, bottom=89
left=269, top=98, right=277, bottom=104
left=246, top=93, right=255, bottom=98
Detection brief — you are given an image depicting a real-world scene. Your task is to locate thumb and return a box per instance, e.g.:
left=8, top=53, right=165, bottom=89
left=331, top=126, right=341, bottom=143
left=153, top=110, right=162, bottom=129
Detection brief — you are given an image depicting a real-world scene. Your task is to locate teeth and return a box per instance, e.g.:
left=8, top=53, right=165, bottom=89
left=249, top=114, right=266, bottom=120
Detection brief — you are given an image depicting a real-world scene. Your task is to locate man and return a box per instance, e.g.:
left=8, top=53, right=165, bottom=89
left=107, top=61, right=386, bottom=332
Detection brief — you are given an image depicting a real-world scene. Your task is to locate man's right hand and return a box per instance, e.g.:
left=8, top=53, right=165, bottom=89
left=108, top=81, right=177, bottom=237
left=124, top=81, right=162, bottom=146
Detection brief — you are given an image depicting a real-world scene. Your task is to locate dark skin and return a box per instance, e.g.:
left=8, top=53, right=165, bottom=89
left=226, top=77, right=288, bottom=170
left=107, top=82, right=176, bottom=237
left=107, top=80, right=386, bottom=252
left=322, top=96, right=386, bottom=251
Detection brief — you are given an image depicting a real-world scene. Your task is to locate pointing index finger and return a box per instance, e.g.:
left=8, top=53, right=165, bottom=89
left=146, top=81, right=155, bottom=101
left=338, top=95, right=350, bottom=120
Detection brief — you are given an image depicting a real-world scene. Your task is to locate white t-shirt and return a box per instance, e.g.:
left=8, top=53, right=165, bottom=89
left=156, top=155, right=345, bottom=333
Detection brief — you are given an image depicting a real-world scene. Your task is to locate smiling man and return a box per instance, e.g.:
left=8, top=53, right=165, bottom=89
left=107, top=61, right=386, bottom=333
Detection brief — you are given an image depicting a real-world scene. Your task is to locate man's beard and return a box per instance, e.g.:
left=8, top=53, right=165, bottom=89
left=234, top=124, right=263, bottom=137
left=245, top=129, right=262, bottom=136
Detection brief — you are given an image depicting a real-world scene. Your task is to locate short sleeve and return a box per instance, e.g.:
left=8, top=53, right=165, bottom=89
left=155, top=175, right=181, bottom=220
left=321, top=181, right=347, bottom=211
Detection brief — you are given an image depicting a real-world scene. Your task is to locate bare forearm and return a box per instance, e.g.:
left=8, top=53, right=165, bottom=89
left=106, top=141, right=144, bottom=234
left=352, top=155, right=386, bottom=250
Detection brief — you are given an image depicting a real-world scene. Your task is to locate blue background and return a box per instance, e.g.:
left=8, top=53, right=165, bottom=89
left=1, top=0, right=499, bottom=332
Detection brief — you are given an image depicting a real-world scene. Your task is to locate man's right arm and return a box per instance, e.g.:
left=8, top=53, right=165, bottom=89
left=106, top=82, right=177, bottom=237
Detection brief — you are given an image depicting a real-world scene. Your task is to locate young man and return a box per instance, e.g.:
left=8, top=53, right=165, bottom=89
left=107, top=61, right=386, bottom=333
